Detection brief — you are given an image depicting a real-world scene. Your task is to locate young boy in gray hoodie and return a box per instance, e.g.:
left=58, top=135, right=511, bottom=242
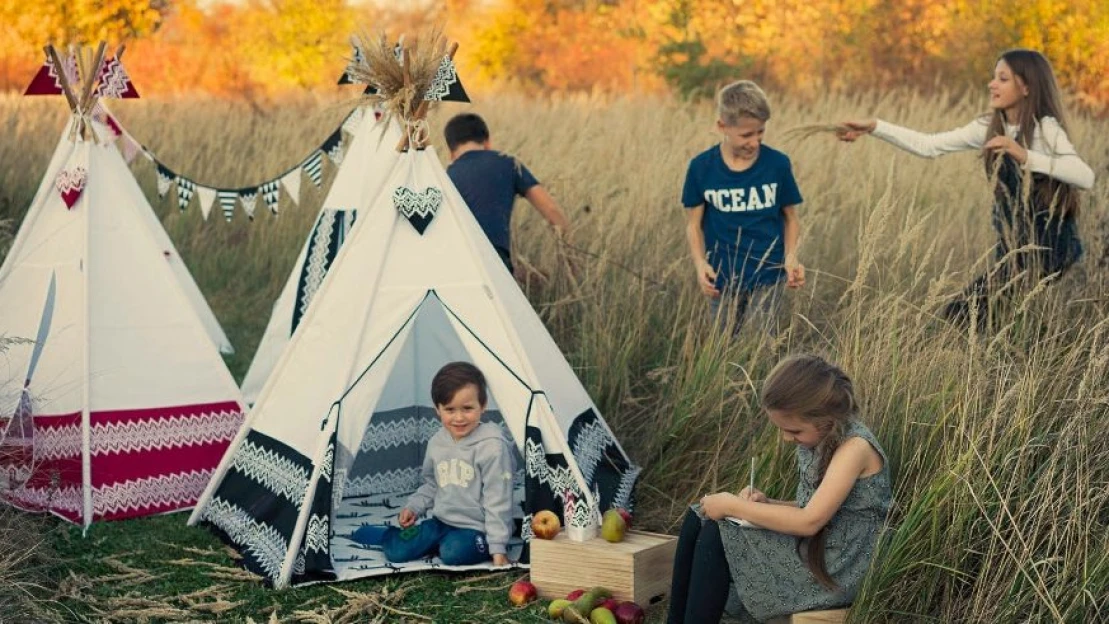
left=380, top=362, right=515, bottom=566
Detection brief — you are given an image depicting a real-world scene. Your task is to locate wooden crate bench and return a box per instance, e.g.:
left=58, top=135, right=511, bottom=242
left=529, top=529, right=677, bottom=606
left=767, top=608, right=850, bottom=623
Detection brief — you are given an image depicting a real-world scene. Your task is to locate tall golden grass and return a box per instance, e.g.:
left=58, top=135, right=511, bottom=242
left=0, top=89, right=1106, bottom=621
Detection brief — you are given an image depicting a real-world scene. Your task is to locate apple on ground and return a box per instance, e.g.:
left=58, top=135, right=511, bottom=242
left=597, top=598, right=619, bottom=611
left=566, top=588, right=586, bottom=601
left=531, top=509, right=562, bottom=540
left=612, top=601, right=646, bottom=624
left=508, top=580, right=538, bottom=606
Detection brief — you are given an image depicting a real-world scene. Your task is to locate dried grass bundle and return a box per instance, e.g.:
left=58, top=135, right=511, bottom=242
left=780, top=123, right=849, bottom=143
left=346, top=28, right=454, bottom=126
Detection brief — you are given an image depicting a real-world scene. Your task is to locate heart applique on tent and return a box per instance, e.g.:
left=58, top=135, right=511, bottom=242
left=54, top=167, right=88, bottom=209
left=392, top=186, right=443, bottom=235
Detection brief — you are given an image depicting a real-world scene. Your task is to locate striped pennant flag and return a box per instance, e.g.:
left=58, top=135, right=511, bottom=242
left=341, top=107, right=363, bottom=135
left=302, top=151, right=324, bottom=187
left=260, top=181, right=281, bottom=215
left=217, top=190, right=239, bottom=222
left=176, top=177, right=196, bottom=211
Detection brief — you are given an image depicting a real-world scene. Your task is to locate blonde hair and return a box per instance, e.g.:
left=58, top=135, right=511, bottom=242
left=717, top=80, right=771, bottom=126
left=761, top=354, right=858, bottom=590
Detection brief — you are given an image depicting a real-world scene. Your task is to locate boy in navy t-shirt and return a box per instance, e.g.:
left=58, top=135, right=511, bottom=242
left=681, top=80, right=805, bottom=334
left=445, top=113, right=570, bottom=276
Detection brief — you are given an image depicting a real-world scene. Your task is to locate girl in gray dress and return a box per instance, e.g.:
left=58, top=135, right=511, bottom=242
left=667, top=354, right=892, bottom=623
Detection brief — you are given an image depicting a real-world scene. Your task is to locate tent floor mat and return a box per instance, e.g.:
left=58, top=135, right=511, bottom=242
left=330, top=491, right=526, bottom=580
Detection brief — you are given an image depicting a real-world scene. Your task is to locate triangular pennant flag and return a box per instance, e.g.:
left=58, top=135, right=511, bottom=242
left=423, top=55, right=469, bottom=102
left=280, top=168, right=302, bottom=205
left=94, top=56, right=140, bottom=99
left=24, top=54, right=77, bottom=96
left=217, top=190, right=239, bottom=221
left=393, top=186, right=442, bottom=235
left=119, top=135, right=141, bottom=163
left=341, top=107, right=363, bottom=135
left=176, top=177, right=196, bottom=211
left=55, top=166, right=88, bottom=209
left=91, top=103, right=123, bottom=138
left=156, top=164, right=174, bottom=198
left=337, top=44, right=365, bottom=84
left=196, top=186, right=216, bottom=221
left=302, top=152, right=324, bottom=187
left=260, top=181, right=281, bottom=215
left=321, top=129, right=344, bottom=165
left=239, top=188, right=258, bottom=220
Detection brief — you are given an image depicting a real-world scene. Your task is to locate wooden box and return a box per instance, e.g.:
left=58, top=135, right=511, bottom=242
left=529, top=530, right=677, bottom=606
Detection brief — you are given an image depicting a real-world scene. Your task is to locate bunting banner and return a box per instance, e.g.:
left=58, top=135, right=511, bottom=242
left=100, top=100, right=365, bottom=221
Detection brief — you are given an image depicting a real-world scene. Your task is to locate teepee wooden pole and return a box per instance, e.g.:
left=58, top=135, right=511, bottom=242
left=396, top=43, right=413, bottom=152
left=45, top=45, right=78, bottom=113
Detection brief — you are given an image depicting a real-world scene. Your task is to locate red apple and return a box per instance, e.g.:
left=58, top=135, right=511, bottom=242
left=531, top=509, right=562, bottom=540
left=597, top=598, right=620, bottom=611
left=614, top=508, right=633, bottom=528
left=507, top=580, right=538, bottom=606
left=612, top=601, right=646, bottom=624
left=566, top=588, right=586, bottom=601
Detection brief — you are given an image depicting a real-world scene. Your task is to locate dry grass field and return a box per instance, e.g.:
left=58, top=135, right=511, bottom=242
left=0, top=89, right=1107, bottom=622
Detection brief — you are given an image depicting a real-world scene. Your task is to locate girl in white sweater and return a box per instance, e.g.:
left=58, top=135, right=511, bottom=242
left=838, top=49, right=1095, bottom=327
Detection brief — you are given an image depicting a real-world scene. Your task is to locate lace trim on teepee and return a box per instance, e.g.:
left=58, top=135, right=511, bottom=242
left=92, top=469, right=213, bottom=516
left=357, top=417, right=440, bottom=453
left=90, top=409, right=242, bottom=455
left=232, top=437, right=310, bottom=503
left=203, top=497, right=288, bottom=580
left=342, top=467, right=422, bottom=498
left=424, top=55, right=459, bottom=101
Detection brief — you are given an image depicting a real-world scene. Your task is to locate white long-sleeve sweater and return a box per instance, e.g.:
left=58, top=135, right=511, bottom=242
left=872, top=116, right=1095, bottom=190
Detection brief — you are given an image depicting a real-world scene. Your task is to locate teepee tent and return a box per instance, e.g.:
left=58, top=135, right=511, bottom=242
left=0, top=44, right=245, bottom=527
left=240, top=106, right=400, bottom=404
left=189, top=36, right=638, bottom=588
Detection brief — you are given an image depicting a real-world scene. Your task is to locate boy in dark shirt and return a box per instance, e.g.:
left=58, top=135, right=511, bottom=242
left=445, top=113, right=570, bottom=276
left=681, top=80, right=806, bottom=335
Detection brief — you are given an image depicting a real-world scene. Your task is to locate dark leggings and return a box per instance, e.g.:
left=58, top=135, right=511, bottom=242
left=667, top=508, right=734, bottom=624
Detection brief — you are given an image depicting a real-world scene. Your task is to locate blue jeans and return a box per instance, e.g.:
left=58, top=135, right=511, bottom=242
left=709, top=282, right=784, bottom=337
left=381, top=517, right=490, bottom=565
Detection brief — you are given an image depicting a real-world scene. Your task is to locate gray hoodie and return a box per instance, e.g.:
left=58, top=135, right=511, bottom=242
left=404, top=422, right=516, bottom=555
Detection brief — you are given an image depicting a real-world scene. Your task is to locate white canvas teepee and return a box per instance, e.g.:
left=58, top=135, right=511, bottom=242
left=0, top=45, right=245, bottom=527
left=240, top=106, right=399, bottom=404
left=189, top=42, right=638, bottom=587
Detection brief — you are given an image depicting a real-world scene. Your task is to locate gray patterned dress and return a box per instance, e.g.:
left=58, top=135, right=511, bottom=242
left=719, top=420, right=891, bottom=622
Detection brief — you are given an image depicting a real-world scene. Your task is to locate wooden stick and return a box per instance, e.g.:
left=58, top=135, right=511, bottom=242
left=44, top=45, right=78, bottom=113
left=397, top=43, right=413, bottom=152
left=79, top=42, right=107, bottom=112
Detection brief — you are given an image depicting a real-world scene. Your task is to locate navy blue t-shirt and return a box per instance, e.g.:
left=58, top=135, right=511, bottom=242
left=447, top=150, right=539, bottom=263
left=681, top=144, right=802, bottom=290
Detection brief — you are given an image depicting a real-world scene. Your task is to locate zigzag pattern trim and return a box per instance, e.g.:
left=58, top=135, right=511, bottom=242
left=32, top=424, right=82, bottom=460
left=90, top=409, right=242, bottom=456
left=569, top=420, right=610, bottom=486
left=524, top=437, right=581, bottom=507
left=299, top=210, right=338, bottom=318
left=320, top=443, right=334, bottom=483
left=92, top=469, right=212, bottom=515
left=342, top=467, right=422, bottom=498
left=304, top=513, right=329, bottom=554
left=231, top=438, right=309, bottom=504
left=203, top=497, right=288, bottom=580
left=1, top=482, right=83, bottom=514
left=612, top=464, right=641, bottom=510
left=357, top=417, right=440, bottom=453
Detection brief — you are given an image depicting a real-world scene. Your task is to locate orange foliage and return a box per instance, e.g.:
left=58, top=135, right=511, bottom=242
left=0, top=0, right=1104, bottom=107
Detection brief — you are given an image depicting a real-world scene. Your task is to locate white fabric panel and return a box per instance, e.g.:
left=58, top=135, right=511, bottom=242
left=430, top=158, right=598, bottom=433
left=240, top=114, right=401, bottom=405
left=84, top=143, right=241, bottom=410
